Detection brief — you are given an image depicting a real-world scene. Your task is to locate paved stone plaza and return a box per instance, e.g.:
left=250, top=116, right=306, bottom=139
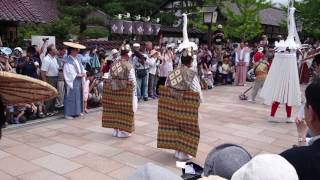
left=0, top=85, right=299, bottom=180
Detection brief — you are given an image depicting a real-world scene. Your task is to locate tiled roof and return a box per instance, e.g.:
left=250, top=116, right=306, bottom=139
left=81, top=40, right=160, bottom=51
left=0, top=0, right=58, bottom=23
left=259, top=8, right=286, bottom=26
left=82, top=40, right=123, bottom=51
left=222, top=1, right=286, bottom=26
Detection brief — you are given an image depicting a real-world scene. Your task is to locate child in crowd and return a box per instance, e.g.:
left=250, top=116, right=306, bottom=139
left=221, top=56, right=233, bottom=84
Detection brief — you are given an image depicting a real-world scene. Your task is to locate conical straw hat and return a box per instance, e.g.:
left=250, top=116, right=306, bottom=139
left=63, top=42, right=86, bottom=49
left=0, top=71, right=58, bottom=105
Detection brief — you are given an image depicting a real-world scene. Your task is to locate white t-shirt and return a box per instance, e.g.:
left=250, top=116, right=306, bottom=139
left=148, top=57, right=157, bottom=75
left=41, top=54, right=59, bottom=77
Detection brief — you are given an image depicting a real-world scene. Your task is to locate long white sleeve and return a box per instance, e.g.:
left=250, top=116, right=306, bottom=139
left=191, top=76, right=203, bottom=103
left=244, top=52, right=250, bottom=63
left=235, top=52, right=239, bottom=63
left=128, top=68, right=138, bottom=112
left=63, top=63, right=77, bottom=89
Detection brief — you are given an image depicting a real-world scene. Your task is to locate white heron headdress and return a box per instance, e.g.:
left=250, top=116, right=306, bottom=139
left=177, top=13, right=198, bottom=53
left=275, top=0, right=301, bottom=52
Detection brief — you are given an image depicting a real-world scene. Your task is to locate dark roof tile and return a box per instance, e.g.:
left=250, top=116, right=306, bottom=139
left=0, top=0, right=58, bottom=23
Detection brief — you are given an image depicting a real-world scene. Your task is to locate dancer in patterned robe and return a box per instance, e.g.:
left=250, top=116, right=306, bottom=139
left=157, top=48, right=203, bottom=160
left=102, top=45, right=137, bottom=138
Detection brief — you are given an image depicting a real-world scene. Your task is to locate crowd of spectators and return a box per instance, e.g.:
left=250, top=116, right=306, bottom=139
left=1, top=34, right=320, bottom=126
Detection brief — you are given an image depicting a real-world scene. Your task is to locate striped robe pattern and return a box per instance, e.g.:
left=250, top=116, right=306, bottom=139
left=157, top=86, right=200, bottom=157
left=102, top=79, right=134, bottom=133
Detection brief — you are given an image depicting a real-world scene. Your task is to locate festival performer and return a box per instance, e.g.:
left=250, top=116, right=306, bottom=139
left=63, top=42, right=86, bottom=119
left=102, top=44, right=137, bottom=138
left=157, top=13, right=203, bottom=161
left=234, top=42, right=250, bottom=86
left=0, top=71, right=58, bottom=139
left=249, top=56, right=269, bottom=102
left=299, top=46, right=320, bottom=83
left=260, top=0, right=301, bottom=123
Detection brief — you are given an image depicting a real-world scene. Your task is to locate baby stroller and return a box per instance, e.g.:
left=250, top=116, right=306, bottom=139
left=239, top=86, right=253, bottom=100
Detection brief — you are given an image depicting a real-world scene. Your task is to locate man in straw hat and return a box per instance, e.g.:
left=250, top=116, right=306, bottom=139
left=157, top=47, right=203, bottom=161
left=62, top=42, right=86, bottom=119
left=102, top=44, right=138, bottom=138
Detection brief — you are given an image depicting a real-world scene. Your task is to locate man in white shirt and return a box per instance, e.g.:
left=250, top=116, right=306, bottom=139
left=41, top=44, right=59, bottom=114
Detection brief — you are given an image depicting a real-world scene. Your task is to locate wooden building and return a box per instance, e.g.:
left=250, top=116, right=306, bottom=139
left=0, top=0, right=58, bottom=46
left=152, top=0, right=288, bottom=42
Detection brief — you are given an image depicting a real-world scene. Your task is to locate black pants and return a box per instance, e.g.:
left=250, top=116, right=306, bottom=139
left=156, top=77, right=167, bottom=95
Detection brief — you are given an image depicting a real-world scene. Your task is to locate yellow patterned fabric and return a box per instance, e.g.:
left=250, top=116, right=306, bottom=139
left=157, top=86, right=200, bottom=157
left=102, top=79, right=134, bottom=133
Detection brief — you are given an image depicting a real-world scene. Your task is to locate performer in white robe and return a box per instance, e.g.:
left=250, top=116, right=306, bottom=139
left=260, top=1, right=301, bottom=123
left=235, top=42, right=250, bottom=86
left=63, top=42, right=86, bottom=119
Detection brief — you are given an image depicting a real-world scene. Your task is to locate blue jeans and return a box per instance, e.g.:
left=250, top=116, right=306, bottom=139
left=136, top=73, right=149, bottom=99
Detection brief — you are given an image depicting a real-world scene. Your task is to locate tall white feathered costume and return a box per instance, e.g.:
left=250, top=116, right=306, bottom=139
left=177, top=13, right=198, bottom=72
left=260, top=1, right=301, bottom=106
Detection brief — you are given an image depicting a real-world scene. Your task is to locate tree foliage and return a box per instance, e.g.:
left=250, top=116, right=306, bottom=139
left=223, top=0, right=271, bottom=41
left=17, top=16, right=74, bottom=44
left=82, top=27, right=109, bottom=39
left=295, top=0, right=320, bottom=38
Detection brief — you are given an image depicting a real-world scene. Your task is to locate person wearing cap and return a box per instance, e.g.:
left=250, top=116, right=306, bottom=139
left=203, top=144, right=252, bottom=179
left=102, top=44, right=138, bottom=138
left=234, top=42, right=250, bottom=86
left=20, top=46, right=40, bottom=79
left=13, top=47, right=23, bottom=74
left=132, top=43, right=151, bottom=101
left=157, top=47, right=203, bottom=161
left=249, top=47, right=269, bottom=102
left=0, top=47, right=12, bottom=72
left=280, top=78, right=320, bottom=180
left=213, top=24, right=225, bottom=61
left=63, top=42, right=86, bottom=119
left=148, top=50, right=160, bottom=99
left=231, top=154, right=298, bottom=180
left=253, top=47, right=264, bottom=64
left=260, top=35, right=269, bottom=48
left=55, top=45, right=66, bottom=108
left=101, top=49, right=119, bottom=74
left=213, top=25, right=225, bottom=47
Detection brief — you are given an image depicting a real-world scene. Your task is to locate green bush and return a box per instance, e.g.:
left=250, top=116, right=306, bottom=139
left=81, top=27, right=109, bottom=39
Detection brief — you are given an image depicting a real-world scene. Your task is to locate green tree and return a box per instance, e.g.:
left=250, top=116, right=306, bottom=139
left=295, top=0, right=320, bottom=38
left=223, top=0, right=271, bottom=41
left=58, top=0, right=95, bottom=33
left=82, top=27, right=109, bottom=39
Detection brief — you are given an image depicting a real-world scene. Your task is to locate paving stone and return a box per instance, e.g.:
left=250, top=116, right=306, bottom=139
left=32, top=155, right=82, bottom=174
left=0, top=156, right=40, bottom=176
left=41, top=143, right=86, bottom=158
left=65, top=167, right=115, bottom=180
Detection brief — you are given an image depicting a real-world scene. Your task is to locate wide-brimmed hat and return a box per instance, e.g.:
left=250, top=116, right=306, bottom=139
left=14, top=47, right=23, bottom=54
left=231, top=154, right=298, bottom=180
left=203, top=144, right=252, bottom=179
left=63, top=42, right=86, bottom=49
left=128, top=163, right=183, bottom=180
left=0, top=47, right=12, bottom=56
left=0, top=71, right=58, bottom=105
left=150, top=50, right=158, bottom=57
left=111, top=49, right=119, bottom=54
left=133, top=43, right=140, bottom=48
